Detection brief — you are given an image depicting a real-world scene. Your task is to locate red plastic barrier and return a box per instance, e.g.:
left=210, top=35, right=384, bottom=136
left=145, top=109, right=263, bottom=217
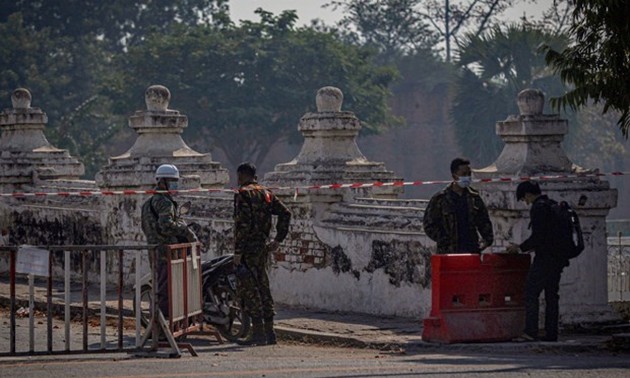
left=422, top=253, right=531, bottom=343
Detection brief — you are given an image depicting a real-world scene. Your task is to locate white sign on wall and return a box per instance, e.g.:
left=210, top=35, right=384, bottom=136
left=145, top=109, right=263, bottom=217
left=16, top=245, right=50, bottom=277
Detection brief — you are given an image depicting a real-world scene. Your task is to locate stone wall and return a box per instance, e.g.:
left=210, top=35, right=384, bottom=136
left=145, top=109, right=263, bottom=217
left=0, top=86, right=619, bottom=322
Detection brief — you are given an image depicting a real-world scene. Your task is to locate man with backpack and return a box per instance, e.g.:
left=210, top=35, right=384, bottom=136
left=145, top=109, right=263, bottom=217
left=507, top=180, right=577, bottom=342
left=141, top=164, right=197, bottom=317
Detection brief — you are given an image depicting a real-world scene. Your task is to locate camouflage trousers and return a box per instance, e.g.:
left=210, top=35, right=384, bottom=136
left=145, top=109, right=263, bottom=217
left=237, top=251, right=274, bottom=320
left=149, top=245, right=172, bottom=317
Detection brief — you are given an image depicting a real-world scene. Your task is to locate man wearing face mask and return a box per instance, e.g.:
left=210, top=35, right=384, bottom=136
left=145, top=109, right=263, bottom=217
left=423, top=157, right=493, bottom=254
left=141, top=164, right=197, bottom=318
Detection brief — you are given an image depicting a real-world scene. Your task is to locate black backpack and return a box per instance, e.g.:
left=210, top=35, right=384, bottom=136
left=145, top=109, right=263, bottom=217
left=548, top=199, right=585, bottom=260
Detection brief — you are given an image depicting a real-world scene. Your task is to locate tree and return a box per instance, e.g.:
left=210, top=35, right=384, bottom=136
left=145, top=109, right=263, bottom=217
left=0, top=14, right=121, bottom=178
left=543, top=0, right=630, bottom=137
left=326, top=0, right=524, bottom=62
left=113, top=9, right=399, bottom=170
left=451, top=24, right=570, bottom=165
left=0, top=0, right=231, bottom=177
left=325, top=0, right=438, bottom=63
left=0, top=0, right=231, bottom=51
left=568, top=103, right=626, bottom=171
left=424, top=0, right=528, bottom=62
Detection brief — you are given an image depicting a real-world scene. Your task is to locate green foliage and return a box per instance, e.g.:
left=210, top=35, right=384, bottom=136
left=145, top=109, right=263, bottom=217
left=326, top=0, right=523, bottom=62
left=113, top=9, right=399, bottom=169
left=0, top=14, right=122, bottom=178
left=567, top=103, right=627, bottom=171
left=0, top=0, right=231, bottom=50
left=325, top=0, right=438, bottom=63
left=452, top=24, right=570, bottom=165
left=0, top=1, right=233, bottom=177
left=1, top=3, right=398, bottom=177
left=543, top=0, right=630, bottom=137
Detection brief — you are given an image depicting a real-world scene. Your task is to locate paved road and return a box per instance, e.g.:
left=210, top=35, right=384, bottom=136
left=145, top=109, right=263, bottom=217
left=2, top=285, right=629, bottom=378
left=1, top=341, right=629, bottom=378
left=1, top=308, right=629, bottom=378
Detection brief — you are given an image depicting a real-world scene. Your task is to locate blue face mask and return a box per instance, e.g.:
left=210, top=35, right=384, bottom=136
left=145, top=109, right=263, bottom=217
left=167, top=181, right=179, bottom=191
left=457, top=176, right=472, bottom=188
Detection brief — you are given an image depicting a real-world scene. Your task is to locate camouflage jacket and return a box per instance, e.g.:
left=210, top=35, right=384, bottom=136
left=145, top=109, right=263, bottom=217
left=234, top=181, right=291, bottom=256
left=422, top=183, right=494, bottom=254
left=141, top=193, right=196, bottom=249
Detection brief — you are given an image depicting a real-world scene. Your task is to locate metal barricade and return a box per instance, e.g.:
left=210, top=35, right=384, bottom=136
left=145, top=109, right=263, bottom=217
left=136, top=243, right=222, bottom=358
left=608, top=233, right=630, bottom=302
left=0, top=245, right=153, bottom=357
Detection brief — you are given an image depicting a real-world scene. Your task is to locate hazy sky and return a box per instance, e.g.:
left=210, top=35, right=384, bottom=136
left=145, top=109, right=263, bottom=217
left=228, top=0, right=553, bottom=25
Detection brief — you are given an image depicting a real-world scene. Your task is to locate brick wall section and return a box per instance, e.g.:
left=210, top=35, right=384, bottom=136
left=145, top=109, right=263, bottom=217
left=273, top=201, right=328, bottom=271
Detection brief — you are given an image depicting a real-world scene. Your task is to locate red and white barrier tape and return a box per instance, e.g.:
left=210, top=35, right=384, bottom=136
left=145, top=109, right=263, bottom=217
left=0, top=171, right=628, bottom=198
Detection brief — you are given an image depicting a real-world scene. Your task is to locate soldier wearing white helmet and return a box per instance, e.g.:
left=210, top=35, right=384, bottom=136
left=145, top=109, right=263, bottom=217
left=155, top=164, right=180, bottom=190
left=141, top=164, right=197, bottom=319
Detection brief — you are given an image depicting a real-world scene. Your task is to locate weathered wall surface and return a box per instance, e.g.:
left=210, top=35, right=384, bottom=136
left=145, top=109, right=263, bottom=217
left=0, top=86, right=620, bottom=323
left=267, top=197, right=433, bottom=317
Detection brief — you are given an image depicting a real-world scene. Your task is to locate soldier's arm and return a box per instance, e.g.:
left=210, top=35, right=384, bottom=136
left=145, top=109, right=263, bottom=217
left=154, top=197, right=194, bottom=240
left=271, top=195, right=291, bottom=243
left=422, top=195, right=444, bottom=243
left=234, top=191, right=253, bottom=255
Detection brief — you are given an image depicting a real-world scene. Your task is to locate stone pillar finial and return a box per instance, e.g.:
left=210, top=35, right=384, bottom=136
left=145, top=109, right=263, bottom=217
left=264, top=86, right=400, bottom=199
left=145, top=85, right=170, bottom=112
left=96, top=85, right=228, bottom=189
left=316, top=86, right=343, bottom=112
left=476, top=88, right=571, bottom=177
left=517, top=88, right=544, bottom=116
left=11, top=88, right=32, bottom=110
left=0, top=88, right=84, bottom=187
left=476, top=88, right=618, bottom=325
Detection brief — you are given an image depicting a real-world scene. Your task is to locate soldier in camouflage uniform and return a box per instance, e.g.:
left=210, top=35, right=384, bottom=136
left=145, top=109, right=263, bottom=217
left=141, top=164, right=197, bottom=317
left=423, top=158, right=493, bottom=254
left=234, top=162, right=291, bottom=346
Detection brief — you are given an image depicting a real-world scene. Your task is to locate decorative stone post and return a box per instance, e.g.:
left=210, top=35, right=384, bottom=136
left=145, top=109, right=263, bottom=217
left=262, top=87, right=416, bottom=315
left=95, top=85, right=228, bottom=189
left=0, top=88, right=84, bottom=189
left=476, top=88, right=618, bottom=324
left=264, top=86, right=400, bottom=201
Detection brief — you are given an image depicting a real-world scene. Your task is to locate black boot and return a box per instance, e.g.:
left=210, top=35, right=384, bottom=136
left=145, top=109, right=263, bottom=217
left=238, top=318, right=266, bottom=346
left=264, top=317, right=277, bottom=345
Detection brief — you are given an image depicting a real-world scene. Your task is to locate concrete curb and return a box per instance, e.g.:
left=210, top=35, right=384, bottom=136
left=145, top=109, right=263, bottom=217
left=275, top=326, right=388, bottom=349
left=275, top=325, right=613, bottom=353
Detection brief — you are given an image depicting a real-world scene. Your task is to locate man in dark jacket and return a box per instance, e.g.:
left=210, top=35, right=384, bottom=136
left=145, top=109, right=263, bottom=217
left=423, top=157, right=493, bottom=254
left=234, top=162, right=291, bottom=346
left=507, top=180, right=568, bottom=342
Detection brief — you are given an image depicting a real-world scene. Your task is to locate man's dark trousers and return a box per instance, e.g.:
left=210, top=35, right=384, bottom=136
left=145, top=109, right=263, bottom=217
left=524, top=256, right=564, bottom=339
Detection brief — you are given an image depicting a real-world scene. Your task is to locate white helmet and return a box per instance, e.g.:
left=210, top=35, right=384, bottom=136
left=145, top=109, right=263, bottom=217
left=155, top=164, right=180, bottom=180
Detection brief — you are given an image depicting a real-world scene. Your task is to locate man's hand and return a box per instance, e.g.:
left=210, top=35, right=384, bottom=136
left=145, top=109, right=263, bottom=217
left=233, top=254, right=242, bottom=267
left=266, top=240, right=280, bottom=252
left=506, top=243, right=520, bottom=254
left=479, top=240, right=490, bottom=252
left=187, top=229, right=199, bottom=243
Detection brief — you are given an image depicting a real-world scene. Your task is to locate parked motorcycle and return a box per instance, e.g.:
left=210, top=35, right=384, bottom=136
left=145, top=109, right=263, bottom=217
left=134, top=253, right=251, bottom=342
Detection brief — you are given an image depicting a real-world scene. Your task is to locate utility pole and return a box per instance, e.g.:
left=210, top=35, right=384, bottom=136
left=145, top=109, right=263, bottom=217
left=445, top=0, right=451, bottom=62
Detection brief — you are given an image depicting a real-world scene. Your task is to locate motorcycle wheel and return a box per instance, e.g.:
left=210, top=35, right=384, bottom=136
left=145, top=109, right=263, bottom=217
left=133, top=285, right=152, bottom=328
left=211, top=285, right=251, bottom=342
